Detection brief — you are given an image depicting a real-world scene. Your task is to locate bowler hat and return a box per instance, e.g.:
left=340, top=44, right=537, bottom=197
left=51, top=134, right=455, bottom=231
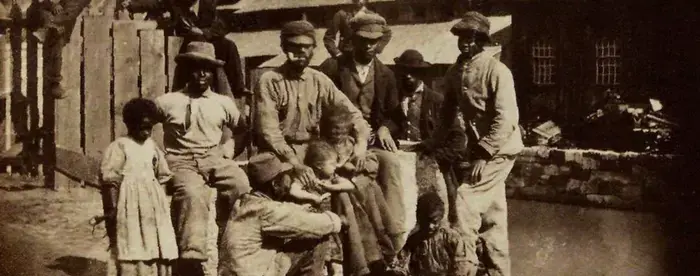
left=450, top=11, right=491, bottom=38
left=281, top=20, right=317, bottom=45
left=247, top=152, right=294, bottom=186
left=175, top=41, right=225, bottom=67
left=350, top=12, right=387, bottom=39
left=394, top=49, right=431, bottom=69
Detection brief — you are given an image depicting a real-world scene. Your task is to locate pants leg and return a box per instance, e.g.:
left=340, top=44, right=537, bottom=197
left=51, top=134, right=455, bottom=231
left=284, top=238, right=330, bottom=276
left=370, top=148, right=405, bottom=252
left=170, top=165, right=212, bottom=262
left=453, top=157, right=514, bottom=276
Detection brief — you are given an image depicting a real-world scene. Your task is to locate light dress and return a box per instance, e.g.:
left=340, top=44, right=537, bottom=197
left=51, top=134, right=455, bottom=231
left=100, top=137, right=179, bottom=265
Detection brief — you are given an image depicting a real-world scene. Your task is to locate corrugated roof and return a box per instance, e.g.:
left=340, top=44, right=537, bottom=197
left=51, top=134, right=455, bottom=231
left=257, top=15, right=512, bottom=67
left=219, top=0, right=395, bottom=13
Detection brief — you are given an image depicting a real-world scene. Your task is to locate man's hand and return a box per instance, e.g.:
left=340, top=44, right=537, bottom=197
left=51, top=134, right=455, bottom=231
left=469, top=159, right=487, bottom=185
left=189, top=27, right=204, bottom=36
left=377, top=126, right=398, bottom=152
left=352, top=140, right=368, bottom=170
left=292, top=163, right=316, bottom=186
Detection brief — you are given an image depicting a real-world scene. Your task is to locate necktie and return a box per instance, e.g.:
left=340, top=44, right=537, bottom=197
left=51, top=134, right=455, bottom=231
left=185, top=98, right=193, bottom=131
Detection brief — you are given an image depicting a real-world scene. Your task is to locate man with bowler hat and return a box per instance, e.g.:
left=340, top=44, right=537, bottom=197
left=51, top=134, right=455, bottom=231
left=392, top=49, right=443, bottom=143
left=426, top=11, right=523, bottom=276
left=220, top=153, right=345, bottom=276
left=254, top=20, right=371, bottom=188
left=318, top=12, right=405, bottom=254
left=154, top=41, right=251, bottom=276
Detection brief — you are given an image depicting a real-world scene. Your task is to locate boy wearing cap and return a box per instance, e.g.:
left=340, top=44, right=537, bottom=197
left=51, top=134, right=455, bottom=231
left=154, top=41, right=251, bottom=276
left=318, top=12, right=406, bottom=253
left=426, top=11, right=523, bottom=276
left=221, top=152, right=345, bottom=276
left=323, top=0, right=392, bottom=59
left=255, top=20, right=371, bottom=189
left=393, top=49, right=444, bottom=143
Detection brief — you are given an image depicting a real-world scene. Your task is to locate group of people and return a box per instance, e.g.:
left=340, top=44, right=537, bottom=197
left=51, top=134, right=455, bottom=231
left=96, top=0, right=523, bottom=275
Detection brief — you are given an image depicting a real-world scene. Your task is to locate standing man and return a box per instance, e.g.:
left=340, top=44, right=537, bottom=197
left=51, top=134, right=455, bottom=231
left=323, top=0, right=392, bottom=59
left=427, top=11, right=523, bottom=276
left=255, top=20, right=371, bottom=187
left=392, top=49, right=443, bottom=143
left=318, top=13, right=405, bottom=253
left=155, top=41, right=251, bottom=276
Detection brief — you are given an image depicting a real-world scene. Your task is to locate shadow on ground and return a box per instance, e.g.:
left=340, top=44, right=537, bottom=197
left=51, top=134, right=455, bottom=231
left=47, top=256, right=107, bottom=276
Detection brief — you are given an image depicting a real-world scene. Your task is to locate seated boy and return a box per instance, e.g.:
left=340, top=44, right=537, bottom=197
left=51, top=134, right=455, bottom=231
left=388, top=192, right=474, bottom=276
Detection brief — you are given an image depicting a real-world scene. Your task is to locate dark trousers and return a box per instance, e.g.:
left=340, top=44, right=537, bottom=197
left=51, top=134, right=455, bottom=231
left=173, top=36, right=246, bottom=98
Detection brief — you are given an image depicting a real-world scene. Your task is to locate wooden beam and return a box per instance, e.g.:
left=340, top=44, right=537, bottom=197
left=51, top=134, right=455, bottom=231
left=139, top=29, right=166, bottom=148
left=112, top=20, right=139, bottom=138
left=166, top=36, right=184, bottom=92
left=83, top=16, right=113, bottom=159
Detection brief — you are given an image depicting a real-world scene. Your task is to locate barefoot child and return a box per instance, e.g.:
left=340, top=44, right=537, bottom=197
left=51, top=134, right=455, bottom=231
left=388, top=192, right=472, bottom=276
left=100, top=98, right=178, bottom=276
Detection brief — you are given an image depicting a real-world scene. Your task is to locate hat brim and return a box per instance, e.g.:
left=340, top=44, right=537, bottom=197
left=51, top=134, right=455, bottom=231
left=252, top=161, right=294, bottom=185
left=450, top=21, right=490, bottom=36
left=394, top=58, right=432, bottom=69
left=284, top=35, right=316, bottom=45
left=355, top=31, right=384, bottom=40
left=175, top=53, right=225, bottom=67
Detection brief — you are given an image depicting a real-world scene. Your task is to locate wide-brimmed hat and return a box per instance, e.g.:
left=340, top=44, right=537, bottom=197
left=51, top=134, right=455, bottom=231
left=394, top=49, right=432, bottom=69
left=450, top=11, right=491, bottom=38
left=247, top=152, right=294, bottom=186
left=281, top=20, right=317, bottom=45
left=350, top=12, right=387, bottom=39
left=175, top=41, right=225, bottom=67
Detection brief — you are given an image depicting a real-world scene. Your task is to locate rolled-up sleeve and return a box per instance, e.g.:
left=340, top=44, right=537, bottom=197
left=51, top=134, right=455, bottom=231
left=260, top=202, right=342, bottom=239
left=477, top=63, right=519, bottom=157
left=255, top=75, right=297, bottom=161
left=222, top=96, right=241, bottom=130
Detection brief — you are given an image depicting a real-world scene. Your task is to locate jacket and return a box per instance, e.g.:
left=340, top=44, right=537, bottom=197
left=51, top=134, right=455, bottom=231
left=393, top=85, right=444, bottom=141
left=432, top=51, right=523, bottom=160
left=318, top=55, right=401, bottom=135
left=220, top=192, right=343, bottom=276
left=323, top=8, right=392, bottom=57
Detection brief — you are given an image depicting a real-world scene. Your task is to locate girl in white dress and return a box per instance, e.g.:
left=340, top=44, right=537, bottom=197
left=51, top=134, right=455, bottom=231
left=100, top=98, right=178, bottom=276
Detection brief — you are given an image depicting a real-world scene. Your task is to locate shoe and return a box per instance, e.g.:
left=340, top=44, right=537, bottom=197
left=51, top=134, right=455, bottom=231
left=48, top=82, right=67, bottom=99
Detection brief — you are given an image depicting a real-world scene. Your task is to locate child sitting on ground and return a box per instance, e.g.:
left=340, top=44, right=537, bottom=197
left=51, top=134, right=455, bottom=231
left=100, top=98, right=178, bottom=276
left=388, top=192, right=473, bottom=276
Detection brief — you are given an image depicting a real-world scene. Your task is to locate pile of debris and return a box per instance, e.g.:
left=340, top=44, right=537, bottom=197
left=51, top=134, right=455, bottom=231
left=522, top=91, right=678, bottom=154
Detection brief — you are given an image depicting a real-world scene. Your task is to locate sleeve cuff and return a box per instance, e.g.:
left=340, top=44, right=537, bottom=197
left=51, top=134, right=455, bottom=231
left=324, top=211, right=342, bottom=233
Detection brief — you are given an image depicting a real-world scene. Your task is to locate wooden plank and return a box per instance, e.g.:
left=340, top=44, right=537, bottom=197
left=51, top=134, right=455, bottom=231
left=139, top=29, right=166, bottom=148
left=166, top=36, right=184, bottom=92
left=112, top=21, right=139, bottom=138
left=1, top=35, right=12, bottom=174
left=83, top=16, right=113, bottom=159
left=54, top=18, right=84, bottom=189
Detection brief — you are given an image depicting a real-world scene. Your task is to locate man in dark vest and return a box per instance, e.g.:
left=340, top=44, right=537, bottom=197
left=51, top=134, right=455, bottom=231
left=318, top=12, right=405, bottom=253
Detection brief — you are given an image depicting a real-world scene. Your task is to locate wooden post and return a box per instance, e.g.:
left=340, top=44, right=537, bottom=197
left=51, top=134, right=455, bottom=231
left=53, top=18, right=84, bottom=189
left=1, top=34, right=10, bottom=174
left=166, top=36, right=184, bottom=92
left=83, top=16, right=112, bottom=159
left=112, top=20, right=139, bottom=138
left=139, top=29, right=165, bottom=148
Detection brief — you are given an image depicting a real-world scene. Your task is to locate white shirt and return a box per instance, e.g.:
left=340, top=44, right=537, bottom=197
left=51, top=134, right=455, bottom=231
left=401, top=82, right=424, bottom=116
left=354, top=59, right=373, bottom=83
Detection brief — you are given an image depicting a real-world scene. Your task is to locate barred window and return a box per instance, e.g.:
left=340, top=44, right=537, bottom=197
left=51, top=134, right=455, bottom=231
left=531, top=41, right=556, bottom=85
left=595, top=39, right=621, bottom=85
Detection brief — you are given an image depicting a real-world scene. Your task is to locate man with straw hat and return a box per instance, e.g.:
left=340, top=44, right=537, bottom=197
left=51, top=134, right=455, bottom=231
left=425, top=11, right=523, bottom=276
left=154, top=41, right=251, bottom=276
left=319, top=12, right=405, bottom=254
left=254, top=20, right=371, bottom=187
left=220, top=152, right=345, bottom=276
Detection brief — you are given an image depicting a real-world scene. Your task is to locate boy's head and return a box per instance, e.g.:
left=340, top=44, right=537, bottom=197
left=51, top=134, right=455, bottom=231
left=123, top=98, right=158, bottom=142
left=320, top=106, right=354, bottom=142
left=304, top=140, right=339, bottom=179
left=248, top=153, right=294, bottom=200
left=416, top=192, right=445, bottom=234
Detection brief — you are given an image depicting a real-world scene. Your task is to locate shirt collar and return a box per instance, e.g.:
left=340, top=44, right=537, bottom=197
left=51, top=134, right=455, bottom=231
left=185, top=85, right=215, bottom=98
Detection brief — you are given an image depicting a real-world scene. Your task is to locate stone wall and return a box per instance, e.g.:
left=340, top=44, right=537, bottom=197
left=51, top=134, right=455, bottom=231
left=505, top=147, right=677, bottom=210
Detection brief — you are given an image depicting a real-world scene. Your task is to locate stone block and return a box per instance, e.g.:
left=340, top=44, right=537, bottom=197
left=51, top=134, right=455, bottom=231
left=543, top=164, right=560, bottom=176
left=520, top=186, right=552, bottom=198
left=618, top=186, right=643, bottom=201
left=586, top=194, right=624, bottom=206
left=580, top=157, right=599, bottom=170
left=565, top=179, right=583, bottom=194
left=549, top=149, right=566, bottom=164
left=506, top=175, right=526, bottom=188
left=579, top=180, right=599, bottom=195
left=569, top=164, right=592, bottom=181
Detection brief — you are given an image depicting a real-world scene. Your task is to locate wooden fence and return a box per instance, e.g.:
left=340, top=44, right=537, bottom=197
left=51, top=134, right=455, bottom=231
left=0, top=15, right=239, bottom=189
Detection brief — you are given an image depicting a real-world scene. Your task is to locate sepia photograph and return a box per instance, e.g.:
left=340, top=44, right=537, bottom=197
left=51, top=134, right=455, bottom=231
left=0, top=0, right=696, bottom=275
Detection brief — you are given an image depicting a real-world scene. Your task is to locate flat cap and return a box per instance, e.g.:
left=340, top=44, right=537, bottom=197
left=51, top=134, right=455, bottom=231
left=280, top=20, right=316, bottom=44
left=450, top=11, right=490, bottom=36
left=349, top=12, right=387, bottom=39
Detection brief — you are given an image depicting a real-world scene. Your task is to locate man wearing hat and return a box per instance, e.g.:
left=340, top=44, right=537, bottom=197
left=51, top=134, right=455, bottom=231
left=318, top=12, right=405, bottom=254
left=426, top=11, right=523, bottom=276
left=255, top=20, right=371, bottom=187
left=220, top=152, right=345, bottom=276
left=392, top=49, right=443, bottom=143
left=323, top=0, right=392, bottom=59
left=155, top=41, right=251, bottom=276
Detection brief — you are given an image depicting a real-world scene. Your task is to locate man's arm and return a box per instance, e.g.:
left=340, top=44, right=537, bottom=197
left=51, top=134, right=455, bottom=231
left=254, top=75, right=297, bottom=162
left=475, top=63, right=519, bottom=159
left=260, top=201, right=342, bottom=239
left=323, top=11, right=344, bottom=58
left=379, top=70, right=401, bottom=135
left=219, top=97, right=241, bottom=158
